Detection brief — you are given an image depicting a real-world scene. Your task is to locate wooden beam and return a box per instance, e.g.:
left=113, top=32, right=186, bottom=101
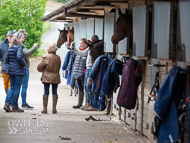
left=67, top=0, right=95, bottom=12
left=65, top=13, right=104, bottom=19
left=79, top=6, right=105, bottom=10
left=129, top=0, right=178, bottom=1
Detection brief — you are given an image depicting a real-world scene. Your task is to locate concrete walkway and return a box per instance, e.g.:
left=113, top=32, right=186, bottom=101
left=0, top=60, right=150, bottom=143
left=0, top=1, right=150, bottom=143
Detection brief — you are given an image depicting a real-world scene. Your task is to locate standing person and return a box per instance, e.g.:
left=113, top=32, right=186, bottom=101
left=4, top=32, right=26, bottom=112
left=72, top=38, right=88, bottom=108
left=37, top=43, right=61, bottom=114
left=18, top=29, right=38, bottom=109
left=0, top=31, right=14, bottom=95
left=71, top=35, right=99, bottom=111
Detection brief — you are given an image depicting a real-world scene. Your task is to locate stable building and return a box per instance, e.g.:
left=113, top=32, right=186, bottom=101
left=41, top=0, right=190, bottom=142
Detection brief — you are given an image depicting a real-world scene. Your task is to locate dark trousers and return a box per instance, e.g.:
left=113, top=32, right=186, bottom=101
left=44, top=83, right=58, bottom=95
left=77, top=79, right=84, bottom=91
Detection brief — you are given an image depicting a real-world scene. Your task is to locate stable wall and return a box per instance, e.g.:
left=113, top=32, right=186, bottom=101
left=64, top=1, right=189, bottom=142
left=112, top=2, right=189, bottom=142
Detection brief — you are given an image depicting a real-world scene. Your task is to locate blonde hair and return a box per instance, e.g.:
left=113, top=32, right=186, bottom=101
left=47, top=43, right=58, bottom=53
left=80, top=38, right=88, bottom=44
left=10, top=32, right=24, bottom=46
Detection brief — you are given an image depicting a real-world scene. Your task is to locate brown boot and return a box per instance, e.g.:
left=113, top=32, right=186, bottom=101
left=52, top=95, right=58, bottom=114
left=12, top=106, right=24, bottom=112
left=41, top=95, right=48, bottom=114
left=80, top=103, right=90, bottom=110
left=106, top=97, right=111, bottom=115
left=85, top=106, right=98, bottom=111
left=3, top=103, right=11, bottom=112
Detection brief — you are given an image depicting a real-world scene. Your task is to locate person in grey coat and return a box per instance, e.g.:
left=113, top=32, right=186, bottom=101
left=18, top=29, right=38, bottom=109
left=71, top=35, right=99, bottom=111
left=72, top=38, right=88, bottom=108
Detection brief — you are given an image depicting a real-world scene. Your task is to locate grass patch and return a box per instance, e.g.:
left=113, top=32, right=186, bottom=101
left=55, top=0, right=68, bottom=3
left=43, top=22, right=51, bottom=33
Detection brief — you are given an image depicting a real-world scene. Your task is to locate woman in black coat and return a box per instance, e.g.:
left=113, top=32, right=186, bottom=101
left=4, top=32, right=26, bottom=112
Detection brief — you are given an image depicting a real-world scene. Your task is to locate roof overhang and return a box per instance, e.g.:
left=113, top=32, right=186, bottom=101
left=41, top=0, right=179, bottom=22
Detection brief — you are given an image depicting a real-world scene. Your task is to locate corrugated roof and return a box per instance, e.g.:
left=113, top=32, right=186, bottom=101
left=40, top=0, right=83, bottom=21
left=41, top=0, right=178, bottom=22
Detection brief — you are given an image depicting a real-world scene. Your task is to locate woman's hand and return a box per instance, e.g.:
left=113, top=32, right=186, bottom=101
left=34, top=43, right=38, bottom=48
left=23, top=67, right=26, bottom=69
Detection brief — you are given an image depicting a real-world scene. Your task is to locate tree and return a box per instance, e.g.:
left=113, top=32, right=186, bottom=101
left=0, top=0, right=48, bottom=56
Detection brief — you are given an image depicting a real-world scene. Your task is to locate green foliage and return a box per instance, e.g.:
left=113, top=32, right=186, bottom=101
left=43, top=22, right=51, bottom=33
left=55, top=0, right=68, bottom=3
left=32, top=49, right=46, bottom=57
left=0, top=0, right=48, bottom=56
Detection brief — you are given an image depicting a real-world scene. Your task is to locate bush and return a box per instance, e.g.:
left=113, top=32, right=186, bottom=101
left=32, top=49, right=46, bottom=57
left=55, top=0, right=68, bottom=3
left=43, top=22, right=51, bottom=33
left=0, top=0, right=48, bottom=56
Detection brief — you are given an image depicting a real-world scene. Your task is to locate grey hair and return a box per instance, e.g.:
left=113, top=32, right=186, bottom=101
left=10, top=32, right=24, bottom=46
left=18, top=29, right=27, bottom=36
left=91, top=35, right=99, bottom=42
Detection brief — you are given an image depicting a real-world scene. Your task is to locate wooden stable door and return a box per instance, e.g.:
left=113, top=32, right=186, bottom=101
left=79, top=19, right=87, bottom=39
left=179, top=1, right=190, bottom=63
left=152, top=2, right=172, bottom=59
left=95, top=18, right=103, bottom=40
left=87, top=18, right=95, bottom=40
left=74, top=21, right=79, bottom=48
left=104, top=12, right=115, bottom=53
left=115, top=9, right=128, bottom=55
left=133, top=5, right=148, bottom=57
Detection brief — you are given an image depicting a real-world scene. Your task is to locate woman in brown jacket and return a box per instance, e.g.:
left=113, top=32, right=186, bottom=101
left=37, top=43, right=61, bottom=114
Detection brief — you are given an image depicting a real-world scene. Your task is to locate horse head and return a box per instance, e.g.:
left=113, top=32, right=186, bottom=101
left=57, top=28, right=68, bottom=48
left=111, top=9, right=133, bottom=45
left=87, top=40, right=104, bottom=63
left=67, top=27, right=74, bottom=46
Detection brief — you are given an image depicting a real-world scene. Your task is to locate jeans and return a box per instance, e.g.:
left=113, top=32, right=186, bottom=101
left=91, top=92, right=99, bottom=109
left=44, top=83, right=58, bottom=95
left=84, top=69, right=92, bottom=105
left=21, top=67, right=29, bottom=105
left=6, top=75, right=24, bottom=106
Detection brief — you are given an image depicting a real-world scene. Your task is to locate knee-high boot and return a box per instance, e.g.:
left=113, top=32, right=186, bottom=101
left=106, top=97, right=111, bottom=115
left=42, top=95, right=48, bottom=114
left=52, top=95, right=58, bottom=114
left=80, top=92, right=90, bottom=110
left=73, top=91, right=84, bottom=108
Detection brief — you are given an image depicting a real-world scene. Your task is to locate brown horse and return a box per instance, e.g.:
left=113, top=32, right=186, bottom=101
left=57, top=28, right=68, bottom=48
left=87, top=40, right=104, bottom=63
left=67, top=27, right=74, bottom=46
left=111, top=9, right=133, bottom=45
